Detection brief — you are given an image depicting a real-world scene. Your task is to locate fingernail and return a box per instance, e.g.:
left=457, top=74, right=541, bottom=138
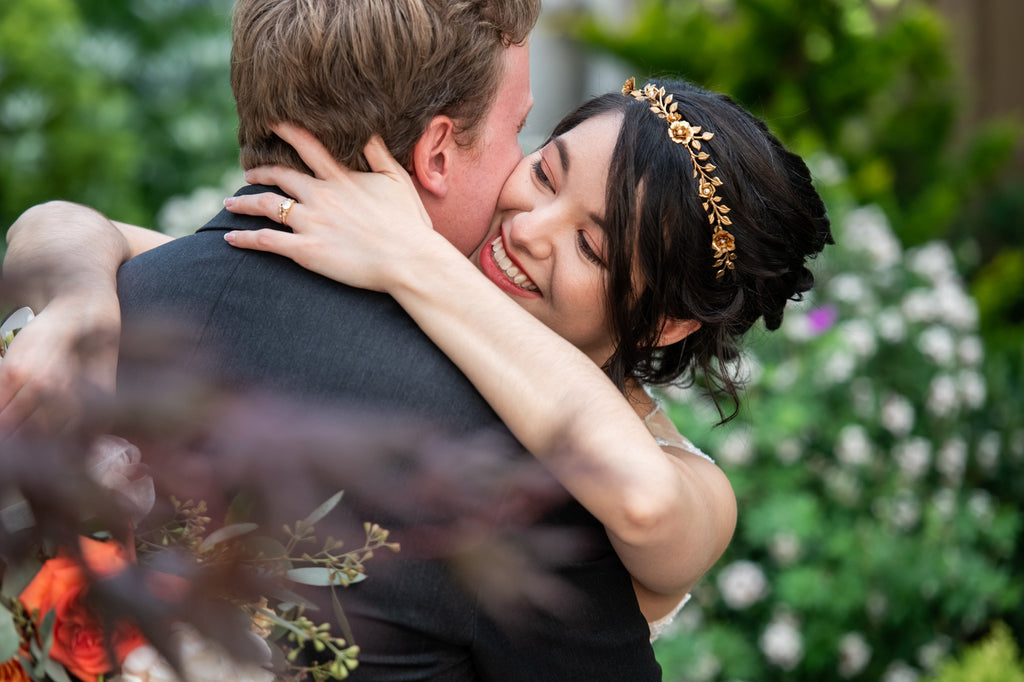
left=223, top=197, right=235, bottom=208
left=224, top=231, right=236, bottom=243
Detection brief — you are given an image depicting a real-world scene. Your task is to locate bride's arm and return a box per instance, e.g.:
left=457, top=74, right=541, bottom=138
left=224, top=126, right=736, bottom=615
left=0, top=202, right=170, bottom=431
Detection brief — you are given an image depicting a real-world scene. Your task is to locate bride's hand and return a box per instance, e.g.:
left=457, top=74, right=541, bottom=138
left=223, top=123, right=449, bottom=293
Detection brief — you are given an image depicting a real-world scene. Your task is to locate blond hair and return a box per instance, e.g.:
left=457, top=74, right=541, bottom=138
left=231, top=0, right=540, bottom=172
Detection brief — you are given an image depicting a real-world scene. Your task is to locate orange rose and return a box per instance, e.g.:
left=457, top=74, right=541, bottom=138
left=19, top=538, right=145, bottom=682
left=0, top=659, right=30, bottom=682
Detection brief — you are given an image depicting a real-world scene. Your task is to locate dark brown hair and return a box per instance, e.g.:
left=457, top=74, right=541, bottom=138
left=551, top=80, right=834, bottom=421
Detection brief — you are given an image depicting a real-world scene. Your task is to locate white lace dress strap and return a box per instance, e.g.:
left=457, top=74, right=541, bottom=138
left=642, top=402, right=715, bottom=464
left=648, top=594, right=691, bottom=642
left=640, top=399, right=714, bottom=641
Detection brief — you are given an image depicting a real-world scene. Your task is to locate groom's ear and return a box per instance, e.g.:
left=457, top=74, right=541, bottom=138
left=409, top=115, right=457, bottom=200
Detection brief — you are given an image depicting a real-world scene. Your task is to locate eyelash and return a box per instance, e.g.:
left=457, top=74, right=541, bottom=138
left=577, top=231, right=604, bottom=267
left=531, top=158, right=552, bottom=189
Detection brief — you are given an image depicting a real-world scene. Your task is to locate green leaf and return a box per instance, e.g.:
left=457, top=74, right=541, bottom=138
left=242, top=535, right=292, bottom=570
left=286, top=567, right=352, bottom=587
left=268, top=587, right=318, bottom=612
left=0, top=556, right=44, bottom=599
left=331, top=585, right=356, bottom=648
left=198, top=522, right=259, bottom=552
left=0, top=603, right=19, bottom=661
left=44, top=658, right=73, bottom=682
left=304, top=490, right=344, bottom=526
left=38, top=608, right=55, bottom=659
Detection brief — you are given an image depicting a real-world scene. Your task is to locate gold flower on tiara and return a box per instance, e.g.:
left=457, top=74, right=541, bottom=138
left=623, top=78, right=737, bottom=278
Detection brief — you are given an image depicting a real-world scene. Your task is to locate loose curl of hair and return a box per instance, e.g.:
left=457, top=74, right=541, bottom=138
left=550, top=80, right=833, bottom=422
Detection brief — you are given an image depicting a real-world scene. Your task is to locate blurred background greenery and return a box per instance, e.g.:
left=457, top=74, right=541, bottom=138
left=0, top=0, right=239, bottom=234
left=1, top=0, right=1022, bottom=679
left=570, top=0, right=1023, bottom=680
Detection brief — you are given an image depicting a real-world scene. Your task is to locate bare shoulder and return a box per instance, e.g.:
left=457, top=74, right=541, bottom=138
left=644, top=403, right=737, bottom=556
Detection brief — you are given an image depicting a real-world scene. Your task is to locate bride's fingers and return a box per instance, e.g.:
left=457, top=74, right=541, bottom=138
left=242, top=164, right=317, bottom=199
left=271, top=122, right=346, bottom=181
left=224, top=193, right=299, bottom=226
left=224, top=228, right=303, bottom=260
left=362, top=135, right=406, bottom=178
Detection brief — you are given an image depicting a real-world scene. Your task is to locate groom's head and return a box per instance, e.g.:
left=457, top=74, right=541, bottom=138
left=231, top=0, right=538, bottom=255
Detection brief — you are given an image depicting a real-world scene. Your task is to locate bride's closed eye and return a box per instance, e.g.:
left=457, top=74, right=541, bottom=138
left=532, top=158, right=552, bottom=190
left=577, top=231, right=605, bottom=267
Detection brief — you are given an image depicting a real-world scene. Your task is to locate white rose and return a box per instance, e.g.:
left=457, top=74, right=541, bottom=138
left=88, top=435, right=156, bottom=524
left=836, top=424, right=872, bottom=467
left=907, top=242, right=957, bottom=285
left=926, top=375, right=958, bottom=419
left=882, top=660, right=920, bottom=682
left=894, top=438, right=932, bottom=482
left=875, top=307, right=907, bottom=343
left=917, top=325, right=956, bottom=366
left=716, top=560, right=768, bottom=610
left=838, top=632, right=872, bottom=678
left=880, top=394, right=915, bottom=437
left=759, top=614, right=804, bottom=670
left=936, top=438, right=967, bottom=483
left=719, top=428, right=755, bottom=467
left=115, top=624, right=274, bottom=682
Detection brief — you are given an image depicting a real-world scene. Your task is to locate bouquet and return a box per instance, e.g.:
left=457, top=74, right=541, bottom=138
left=1, top=303, right=571, bottom=682
left=1, top=307, right=394, bottom=681
left=1, top=443, right=395, bottom=682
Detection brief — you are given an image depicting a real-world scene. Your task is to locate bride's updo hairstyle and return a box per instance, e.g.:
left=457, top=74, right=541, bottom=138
left=551, top=79, right=833, bottom=421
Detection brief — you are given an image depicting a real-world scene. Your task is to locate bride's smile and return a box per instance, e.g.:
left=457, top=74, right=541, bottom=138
left=480, top=232, right=541, bottom=295
left=473, top=111, right=622, bottom=365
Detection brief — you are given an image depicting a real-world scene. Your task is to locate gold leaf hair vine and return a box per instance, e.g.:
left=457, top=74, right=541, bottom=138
left=622, top=78, right=737, bottom=278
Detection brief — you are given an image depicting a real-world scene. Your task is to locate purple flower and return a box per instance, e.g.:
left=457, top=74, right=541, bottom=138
left=807, top=304, right=839, bottom=335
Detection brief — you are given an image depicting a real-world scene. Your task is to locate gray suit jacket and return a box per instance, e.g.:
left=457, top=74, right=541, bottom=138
left=116, top=185, right=661, bottom=681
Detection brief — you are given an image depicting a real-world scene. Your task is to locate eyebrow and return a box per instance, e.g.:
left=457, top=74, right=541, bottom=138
left=553, top=136, right=607, bottom=230
left=553, top=137, right=570, bottom=173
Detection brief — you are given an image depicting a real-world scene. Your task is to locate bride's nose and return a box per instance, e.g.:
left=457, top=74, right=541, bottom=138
left=507, top=209, right=555, bottom=260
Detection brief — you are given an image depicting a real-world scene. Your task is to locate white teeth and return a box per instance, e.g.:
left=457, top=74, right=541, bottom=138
left=490, top=236, right=538, bottom=292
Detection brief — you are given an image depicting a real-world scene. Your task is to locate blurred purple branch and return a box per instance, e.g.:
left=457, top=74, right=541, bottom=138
left=1, top=289, right=584, bottom=672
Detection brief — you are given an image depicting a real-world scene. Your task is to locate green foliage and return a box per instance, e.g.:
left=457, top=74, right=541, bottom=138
left=652, top=181, right=1023, bottom=680
left=0, top=0, right=238, bottom=246
left=925, top=623, right=1024, bottom=682
left=574, top=0, right=1018, bottom=248
left=575, top=0, right=1024, bottom=360
left=582, top=10, right=1022, bottom=676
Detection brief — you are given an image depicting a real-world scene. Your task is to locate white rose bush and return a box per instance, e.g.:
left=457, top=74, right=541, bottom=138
left=654, top=173, right=1022, bottom=681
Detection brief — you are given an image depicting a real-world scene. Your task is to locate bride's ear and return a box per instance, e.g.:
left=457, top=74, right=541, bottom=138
left=408, top=115, right=457, bottom=200
left=657, top=317, right=701, bottom=347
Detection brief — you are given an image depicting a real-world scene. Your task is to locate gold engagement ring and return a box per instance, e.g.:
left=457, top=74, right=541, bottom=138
left=279, top=198, right=295, bottom=226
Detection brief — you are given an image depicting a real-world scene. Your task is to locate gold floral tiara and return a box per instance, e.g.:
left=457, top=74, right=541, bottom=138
left=622, top=78, right=737, bottom=278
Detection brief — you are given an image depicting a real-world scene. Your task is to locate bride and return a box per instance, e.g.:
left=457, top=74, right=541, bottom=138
left=2, top=78, right=832, bottom=636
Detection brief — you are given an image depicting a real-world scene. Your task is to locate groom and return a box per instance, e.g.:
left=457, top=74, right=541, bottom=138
left=3, top=0, right=661, bottom=679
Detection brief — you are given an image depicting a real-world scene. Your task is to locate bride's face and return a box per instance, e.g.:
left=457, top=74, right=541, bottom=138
left=471, top=112, right=623, bottom=365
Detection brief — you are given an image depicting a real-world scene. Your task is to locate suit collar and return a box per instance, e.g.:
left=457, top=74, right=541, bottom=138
left=197, top=185, right=293, bottom=233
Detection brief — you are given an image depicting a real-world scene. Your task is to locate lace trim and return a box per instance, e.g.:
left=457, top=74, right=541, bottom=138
left=649, top=593, right=691, bottom=642
left=642, top=403, right=715, bottom=464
